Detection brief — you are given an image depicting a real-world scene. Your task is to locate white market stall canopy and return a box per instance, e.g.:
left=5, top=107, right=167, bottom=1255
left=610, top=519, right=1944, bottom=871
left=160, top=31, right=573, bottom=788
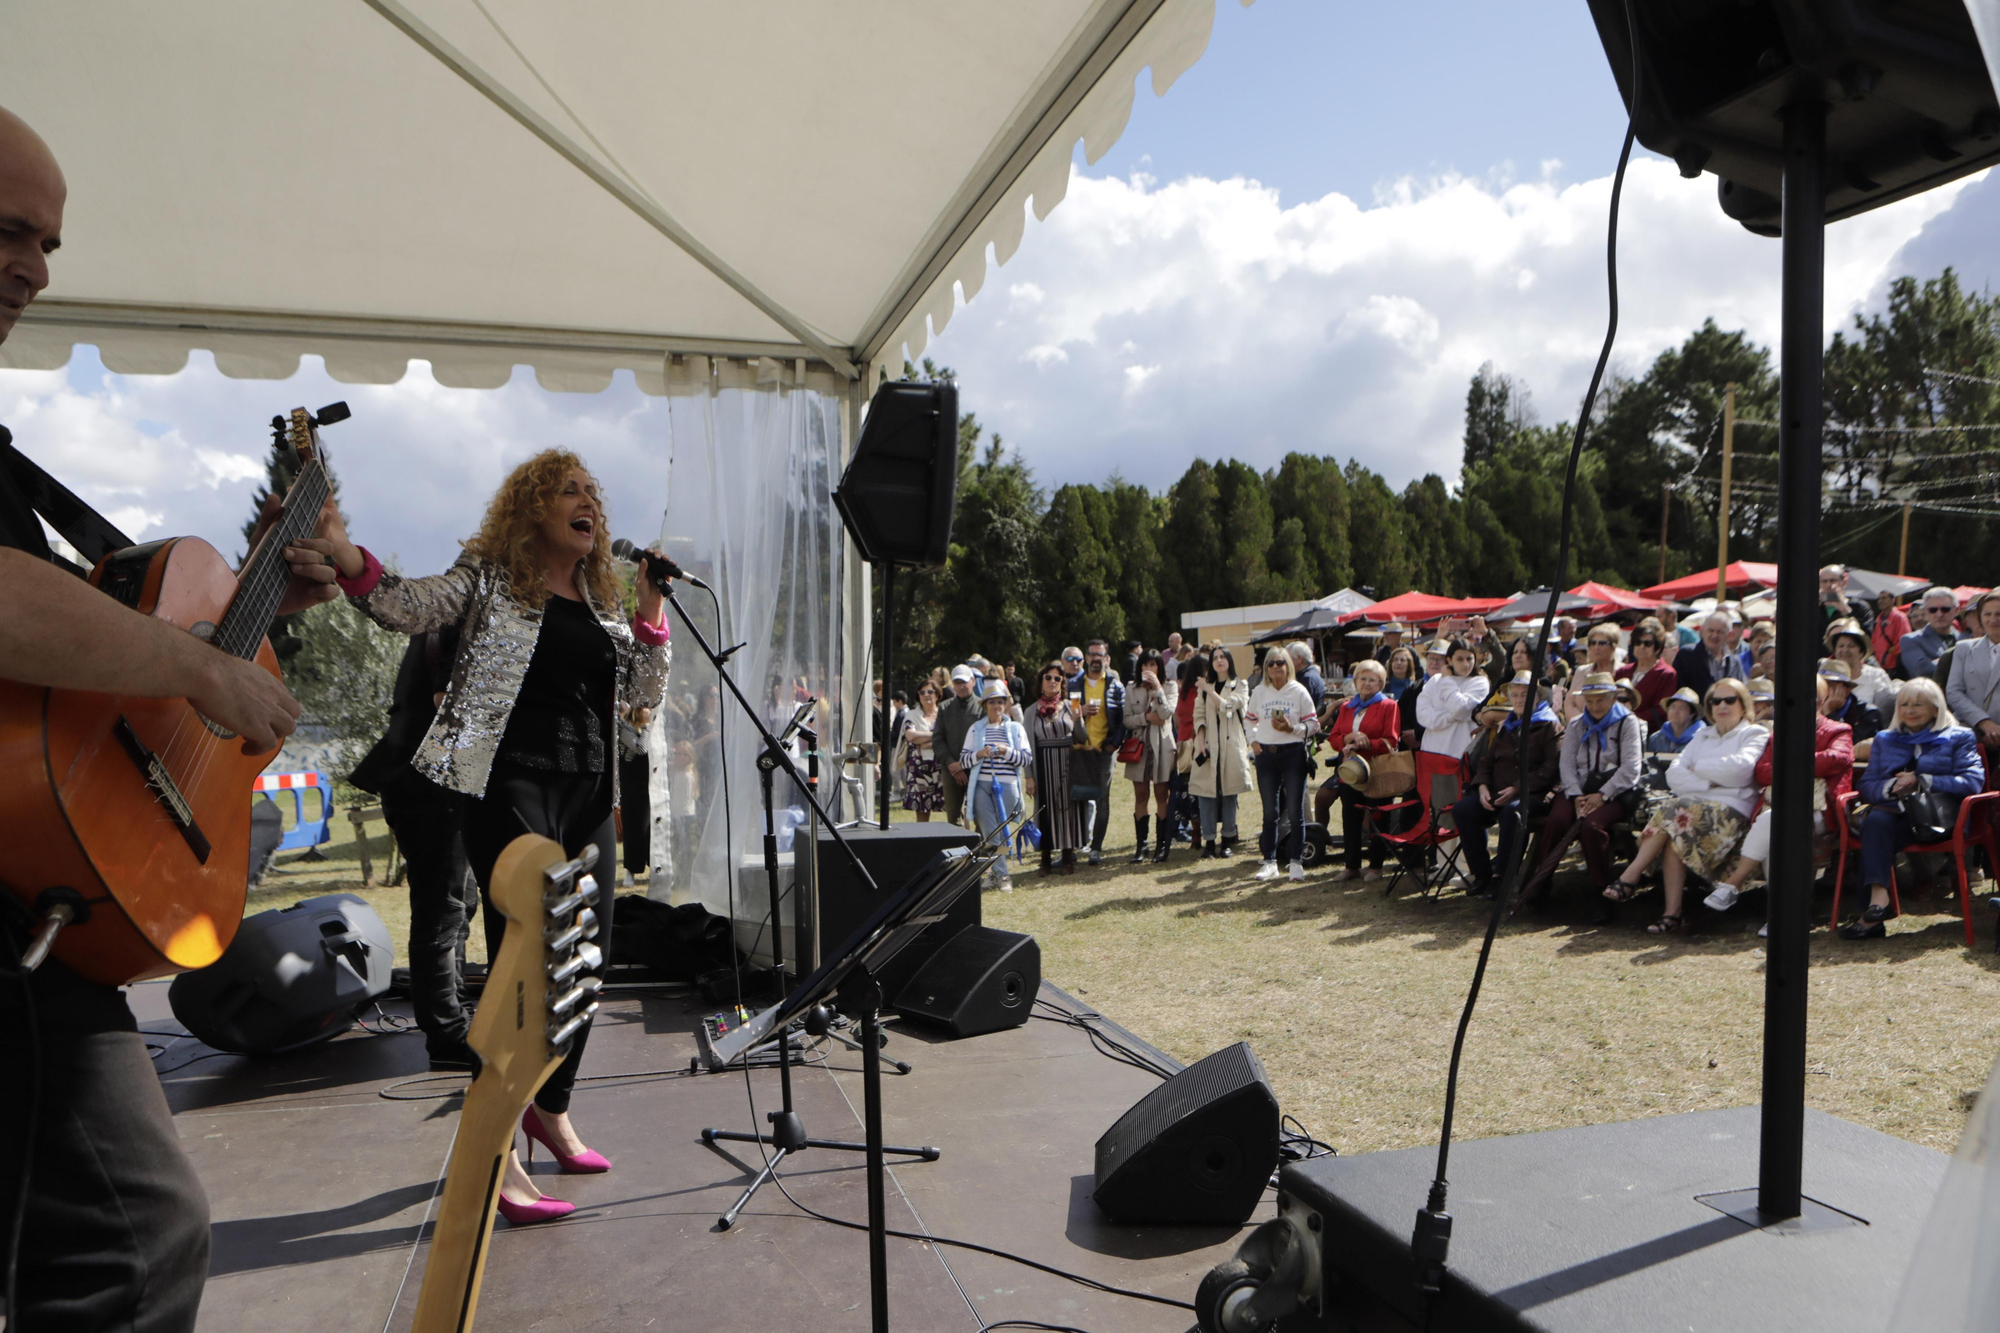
left=0, top=0, right=1232, bottom=394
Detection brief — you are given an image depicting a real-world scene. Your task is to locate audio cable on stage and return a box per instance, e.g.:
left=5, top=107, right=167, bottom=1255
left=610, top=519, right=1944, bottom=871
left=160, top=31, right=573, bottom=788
left=1413, top=0, right=1641, bottom=1315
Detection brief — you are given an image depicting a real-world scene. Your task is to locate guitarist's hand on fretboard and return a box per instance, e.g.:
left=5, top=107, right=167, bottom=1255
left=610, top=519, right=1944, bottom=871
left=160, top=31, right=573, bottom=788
left=248, top=493, right=345, bottom=616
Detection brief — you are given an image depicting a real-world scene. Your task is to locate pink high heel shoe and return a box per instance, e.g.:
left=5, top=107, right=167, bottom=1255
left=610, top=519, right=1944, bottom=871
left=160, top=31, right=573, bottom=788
left=522, top=1106, right=611, bottom=1174
left=495, top=1194, right=575, bottom=1225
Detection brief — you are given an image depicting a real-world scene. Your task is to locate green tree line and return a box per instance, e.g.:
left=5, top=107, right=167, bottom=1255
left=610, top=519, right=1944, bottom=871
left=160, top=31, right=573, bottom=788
left=882, top=267, right=2000, bottom=687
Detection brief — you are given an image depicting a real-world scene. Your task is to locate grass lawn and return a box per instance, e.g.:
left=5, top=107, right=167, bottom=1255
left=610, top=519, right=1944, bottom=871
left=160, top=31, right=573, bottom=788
left=261, top=778, right=2000, bottom=1155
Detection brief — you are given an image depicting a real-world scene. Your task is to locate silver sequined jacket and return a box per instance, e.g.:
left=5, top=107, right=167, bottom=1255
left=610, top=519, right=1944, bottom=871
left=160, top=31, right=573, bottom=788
left=349, top=554, right=670, bottom=800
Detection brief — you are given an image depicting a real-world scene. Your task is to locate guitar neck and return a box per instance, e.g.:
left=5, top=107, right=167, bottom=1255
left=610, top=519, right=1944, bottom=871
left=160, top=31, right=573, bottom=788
left=411, top=1081, right=539, bottom=1333
left=216, top=458, right=329, bottom=659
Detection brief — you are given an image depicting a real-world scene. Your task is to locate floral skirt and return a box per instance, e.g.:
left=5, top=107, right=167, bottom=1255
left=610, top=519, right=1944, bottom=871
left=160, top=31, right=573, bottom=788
left=902, top=751, right=944, bottom=813
left=1644, top=795, right=1751, bottom=879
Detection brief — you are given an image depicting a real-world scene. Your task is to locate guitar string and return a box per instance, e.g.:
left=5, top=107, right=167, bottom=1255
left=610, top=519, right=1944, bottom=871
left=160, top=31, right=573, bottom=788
left=170, top=444, right=328, bottom=807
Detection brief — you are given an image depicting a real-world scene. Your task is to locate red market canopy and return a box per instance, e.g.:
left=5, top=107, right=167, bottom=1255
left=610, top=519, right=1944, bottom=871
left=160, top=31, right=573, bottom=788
left=1338, top=592, right=1510, bottom=627
left=1639, top=562, right=1780, bottom=601
left=1568, top=580, right=1665, bottom=615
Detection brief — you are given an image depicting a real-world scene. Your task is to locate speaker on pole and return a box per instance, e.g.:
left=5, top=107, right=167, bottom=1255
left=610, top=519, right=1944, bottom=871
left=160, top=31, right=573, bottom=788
left=1093, top=1041, right=1280, bottom=1226
left=892, top=925, right=1038, bottom=1038
left=832, top=379, right=959, bottom=567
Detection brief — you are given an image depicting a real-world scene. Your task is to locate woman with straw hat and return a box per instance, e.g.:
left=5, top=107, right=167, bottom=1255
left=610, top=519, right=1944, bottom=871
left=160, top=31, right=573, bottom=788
left=1647, top=687, right=1705, bottom=756
left=1604, top=678, right=1767, bottom=934
left=1522, top=671, right=1645, bottom=905
left=1826, top=617, right=1897, bottom=715
left=963, top=678, right=1032, bottom=891
left=1450, top=670, right=1559, bottom=899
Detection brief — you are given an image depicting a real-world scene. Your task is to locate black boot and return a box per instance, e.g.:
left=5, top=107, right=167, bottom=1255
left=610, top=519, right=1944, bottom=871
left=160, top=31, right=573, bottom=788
left=1154, top=827, right=1172, bottom=863
left=1203, top=840, right=1218, bottom=859
left=1130, top=816, right=1151, bottom=863
left=1218, top=836, right=1236, bottom=859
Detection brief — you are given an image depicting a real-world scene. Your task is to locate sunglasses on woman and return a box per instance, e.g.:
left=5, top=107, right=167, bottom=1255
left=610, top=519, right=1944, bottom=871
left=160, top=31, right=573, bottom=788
left=1708, top=695, right=1740, bottom=708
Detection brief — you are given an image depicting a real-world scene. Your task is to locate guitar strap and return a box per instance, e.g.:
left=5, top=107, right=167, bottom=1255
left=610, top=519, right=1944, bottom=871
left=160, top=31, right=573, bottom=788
left=0, top=424, right=135, bottom=575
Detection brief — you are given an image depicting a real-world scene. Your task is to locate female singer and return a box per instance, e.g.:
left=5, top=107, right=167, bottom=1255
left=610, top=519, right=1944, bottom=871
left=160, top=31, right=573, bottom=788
left=287, top=449, right=670, bottom=1224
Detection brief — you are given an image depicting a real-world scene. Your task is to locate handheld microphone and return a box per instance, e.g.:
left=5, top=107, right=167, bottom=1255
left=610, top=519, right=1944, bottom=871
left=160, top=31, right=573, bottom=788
left=612, top=538, right=708, bottom=591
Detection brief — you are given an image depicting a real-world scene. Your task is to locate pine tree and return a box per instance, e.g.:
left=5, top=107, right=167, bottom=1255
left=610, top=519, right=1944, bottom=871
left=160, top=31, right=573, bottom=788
left=1032, top=484, right=1124, bottom=657
left=1267, top=453, right=1352, bottom=594
left=1158, top=460, right=1224, bottom=618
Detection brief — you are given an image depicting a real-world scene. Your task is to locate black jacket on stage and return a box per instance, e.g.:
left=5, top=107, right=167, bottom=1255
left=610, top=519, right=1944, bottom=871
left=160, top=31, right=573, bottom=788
left=351, top=626, right=460, bottom=797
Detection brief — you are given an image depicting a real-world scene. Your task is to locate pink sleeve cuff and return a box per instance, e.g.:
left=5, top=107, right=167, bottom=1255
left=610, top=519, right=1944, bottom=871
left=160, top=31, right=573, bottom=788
left=631, top=612, right=670, bottom=646
left=336, top=546, right=384, bottom=597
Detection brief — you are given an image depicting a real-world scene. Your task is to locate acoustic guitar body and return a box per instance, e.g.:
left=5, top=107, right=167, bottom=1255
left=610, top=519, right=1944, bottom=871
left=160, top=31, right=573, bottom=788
left=0, top=536, right=276, bottom=985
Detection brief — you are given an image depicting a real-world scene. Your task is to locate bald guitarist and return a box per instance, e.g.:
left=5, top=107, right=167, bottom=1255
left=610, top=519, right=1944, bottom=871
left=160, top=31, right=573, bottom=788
left=0, top=106, right=344, bottom=1333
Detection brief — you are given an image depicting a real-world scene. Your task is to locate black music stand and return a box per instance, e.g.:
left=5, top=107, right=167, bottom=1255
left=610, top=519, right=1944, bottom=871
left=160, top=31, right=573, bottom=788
left=699, top=843, right=994, bottom=1333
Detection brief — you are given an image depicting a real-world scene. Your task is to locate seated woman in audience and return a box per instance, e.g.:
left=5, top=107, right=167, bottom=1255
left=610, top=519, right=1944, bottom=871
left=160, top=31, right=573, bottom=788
left=1417, top=636, right=1490, bottom=768
left=1523, top=671, right=1645, bottom=905
left=1703, top=675, right=1852, bottom=914
left=1615, top=626, right=1677, bottom=728
left=1122, top=648, right=1179, bottom=863
left=1562, top=626, right=1621, bottom=724
left=1247, top=647, right=1319, bottom=882
left=1383, top=644, right=1422, bottom=702
left=1450, top=671, right=1559, bottom=898
left=1826, top=618, right=1898, bottom=714
left=1325, top=659, right=1403, bottom=883
left=1838, top=678, right=1984, bottom=941
left=1648, top=687, right=1705, bottom=755
left=1748, top=676, right=1775, bottom=722
left=1604, top=678, right=1767, bottom=935
left=1189, top=646, right=1253, bottom=859
left=1819, top=658, right=1881, bottom=759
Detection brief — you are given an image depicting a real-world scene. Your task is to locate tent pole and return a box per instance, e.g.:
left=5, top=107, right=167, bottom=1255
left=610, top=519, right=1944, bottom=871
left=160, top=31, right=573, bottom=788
left=1716, top=382, right=1735, bottom=602
left=1658, top=484, right=1670, bottom=587
left=1898, top=501, right=1912, bottom=577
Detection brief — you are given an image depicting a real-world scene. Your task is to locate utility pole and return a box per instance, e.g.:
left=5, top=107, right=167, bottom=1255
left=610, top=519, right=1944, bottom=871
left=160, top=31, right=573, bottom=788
left=1658, top=485, right=1671, bottom=586
left=1898, top=501, right=1912, bottom=577
left=1716, top=382, right=1736, bottom=602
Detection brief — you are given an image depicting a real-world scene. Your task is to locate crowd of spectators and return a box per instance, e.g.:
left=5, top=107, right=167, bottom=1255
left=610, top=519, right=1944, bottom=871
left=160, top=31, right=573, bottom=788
left=880, top=572, right=2000, bottom=936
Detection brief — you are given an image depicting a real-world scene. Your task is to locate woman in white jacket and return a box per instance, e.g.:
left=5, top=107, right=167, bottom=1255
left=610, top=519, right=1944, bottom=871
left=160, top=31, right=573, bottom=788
left=1603, top=678, right=1768, bottom=935
left=1416, top=637, right=1490, bottom=763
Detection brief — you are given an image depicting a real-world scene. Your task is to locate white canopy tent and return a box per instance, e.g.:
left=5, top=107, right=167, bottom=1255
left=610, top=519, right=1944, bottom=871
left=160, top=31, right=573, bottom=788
left=0, top=0, right=1229, bottom=392
left=0, top=0, right=1237, bottom=950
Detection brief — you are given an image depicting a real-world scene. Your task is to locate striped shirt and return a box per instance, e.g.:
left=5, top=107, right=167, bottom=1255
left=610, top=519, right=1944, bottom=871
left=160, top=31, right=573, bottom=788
left=961, top=718, right=1029, bottom=785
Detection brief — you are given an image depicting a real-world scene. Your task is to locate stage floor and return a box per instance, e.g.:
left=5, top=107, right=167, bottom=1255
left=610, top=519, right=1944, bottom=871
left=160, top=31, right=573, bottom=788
left=134, top=977, right=1244, bottom=1333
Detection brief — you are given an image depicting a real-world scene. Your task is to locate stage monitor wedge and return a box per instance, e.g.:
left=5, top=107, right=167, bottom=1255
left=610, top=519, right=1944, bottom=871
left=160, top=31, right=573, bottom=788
left=833, top=379, right=958, bottom=567
left=1586, top=0, right=2000, bottom=234
left=1094, top=1041, right=1279, bottom=1226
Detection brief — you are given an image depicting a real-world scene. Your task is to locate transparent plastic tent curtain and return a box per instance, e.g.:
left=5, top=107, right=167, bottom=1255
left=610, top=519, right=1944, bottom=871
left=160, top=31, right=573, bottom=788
left=641, top=357, right=849, bottom=963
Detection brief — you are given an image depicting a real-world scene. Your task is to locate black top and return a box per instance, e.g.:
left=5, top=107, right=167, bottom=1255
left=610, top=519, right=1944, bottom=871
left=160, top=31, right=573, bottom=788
left=0, top=425, right=51, bottom=558
left=497, top=593, right=615, bottom=773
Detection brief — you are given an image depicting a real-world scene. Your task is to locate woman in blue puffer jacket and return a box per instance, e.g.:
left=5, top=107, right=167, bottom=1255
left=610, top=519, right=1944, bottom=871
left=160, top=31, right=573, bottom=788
left=1841, top=677, right=1986, bottom=940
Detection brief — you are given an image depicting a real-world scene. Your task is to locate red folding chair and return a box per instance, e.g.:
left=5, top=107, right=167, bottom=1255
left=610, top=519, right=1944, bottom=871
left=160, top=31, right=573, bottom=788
left=1832, top=788, right=2000, bottom=948
left=1374, top=752, right=1465, bottom=900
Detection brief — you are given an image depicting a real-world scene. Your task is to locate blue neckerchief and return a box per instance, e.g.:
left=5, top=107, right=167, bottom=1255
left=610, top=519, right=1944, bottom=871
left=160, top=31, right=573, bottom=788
left=1659, top=717, right=1703, bottom=747
left=1578, top=701, right=1629, bottom=749
left=1502, top=700, right=1556, bottom=732
left=1350, top=691, right=1386, bottom=713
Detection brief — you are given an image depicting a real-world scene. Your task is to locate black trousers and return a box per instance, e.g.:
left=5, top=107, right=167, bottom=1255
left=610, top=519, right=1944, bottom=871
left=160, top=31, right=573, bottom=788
left=464, top=765, right=616, bottom=1116
left=618, top=752, right=650, bottom=876
left=0, top=959, right=209, bottom=1333
left=381, top=775, right=475, bottom=1049
left=1070, top=749, right=1115, bottom=851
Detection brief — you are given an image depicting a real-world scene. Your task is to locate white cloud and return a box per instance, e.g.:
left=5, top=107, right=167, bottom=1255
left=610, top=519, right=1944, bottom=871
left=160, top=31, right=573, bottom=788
left=925, top=160, right=1977, bottom=493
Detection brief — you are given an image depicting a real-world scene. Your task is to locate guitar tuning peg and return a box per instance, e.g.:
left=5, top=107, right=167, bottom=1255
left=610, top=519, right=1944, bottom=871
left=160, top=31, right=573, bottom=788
left=578, top=874, right=598, bottom=907
left=313, top=401, right=351, bottom=426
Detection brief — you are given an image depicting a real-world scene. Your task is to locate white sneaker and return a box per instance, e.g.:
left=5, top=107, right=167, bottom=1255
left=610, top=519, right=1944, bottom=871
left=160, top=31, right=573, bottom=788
left=1087, top=848, right=1103, bottom=866
left=1288, top=862, right=1305, bottom=882
left=1254, top=860, right=1280, bottom=881
left=1703, top=884, right=1740, bottom=912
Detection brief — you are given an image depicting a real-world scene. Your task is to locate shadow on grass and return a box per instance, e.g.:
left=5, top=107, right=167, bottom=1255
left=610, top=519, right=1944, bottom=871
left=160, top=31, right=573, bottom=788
left=1059, top=853, right=1998, bottom=968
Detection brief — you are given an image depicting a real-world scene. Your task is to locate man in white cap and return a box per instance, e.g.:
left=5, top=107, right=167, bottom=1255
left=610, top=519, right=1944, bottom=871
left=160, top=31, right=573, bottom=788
left=936, top=664, right=982, bottom=825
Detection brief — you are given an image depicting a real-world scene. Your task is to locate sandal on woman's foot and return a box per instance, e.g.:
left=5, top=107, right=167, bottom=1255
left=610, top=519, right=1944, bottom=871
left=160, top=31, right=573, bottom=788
left=1646, top=913, right=1684, bottom=935
left=1603, top=878, right=1642, bottom=904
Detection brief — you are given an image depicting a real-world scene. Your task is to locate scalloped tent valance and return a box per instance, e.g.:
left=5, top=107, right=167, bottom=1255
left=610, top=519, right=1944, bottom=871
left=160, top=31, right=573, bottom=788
left=0, top=0, right=1242, bottom=395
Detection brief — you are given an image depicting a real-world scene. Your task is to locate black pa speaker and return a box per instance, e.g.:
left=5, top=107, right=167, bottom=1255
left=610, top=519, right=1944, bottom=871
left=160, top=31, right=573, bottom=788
left=1093, top=1041, right=1280, bottom=1225
left=1587, top=0, right=2000, bottom=235
left=168, top=893, right=394, bottom=1056
left=815, top=823, right=979, bottom=999
left=892, top=925, right=1038, bottom=1037
left=832, top=380, right=959, bottom=566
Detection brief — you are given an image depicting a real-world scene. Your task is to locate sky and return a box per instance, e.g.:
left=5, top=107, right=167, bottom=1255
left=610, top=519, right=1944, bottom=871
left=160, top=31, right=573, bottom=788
left=2, top=0, right=1995, bottom=575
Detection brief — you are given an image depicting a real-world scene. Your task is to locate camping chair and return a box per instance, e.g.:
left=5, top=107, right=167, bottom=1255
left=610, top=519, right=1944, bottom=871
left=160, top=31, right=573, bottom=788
left=1831, top=787, right=2000, bottom=947
left=1374, top=754, right=1465, bottom=901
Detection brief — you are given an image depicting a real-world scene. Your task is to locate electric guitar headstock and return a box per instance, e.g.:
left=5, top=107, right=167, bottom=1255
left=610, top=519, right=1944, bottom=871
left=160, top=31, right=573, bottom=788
left=411, top=835, right=602, bottom=1333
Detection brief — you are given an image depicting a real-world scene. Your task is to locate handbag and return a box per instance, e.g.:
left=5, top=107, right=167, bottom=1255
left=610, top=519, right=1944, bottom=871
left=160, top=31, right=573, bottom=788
left=1897, top=781, right=1958, bottom=843
left=1360, top=750, right=1417, bottom=800
left=1117, top=735, right=1146, bottom=765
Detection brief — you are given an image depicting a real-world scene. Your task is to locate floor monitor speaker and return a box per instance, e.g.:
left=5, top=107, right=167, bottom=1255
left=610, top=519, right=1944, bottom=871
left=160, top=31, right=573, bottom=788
left=832, top=380, right=959, bottom=566
left=1093, top=1041, right=1279, bottom=1225
left=892, top=926, right=1038, bottom=1038
left=814, top=823, right=978, bottom=999
left=169, top=893, right=394, bottom=1056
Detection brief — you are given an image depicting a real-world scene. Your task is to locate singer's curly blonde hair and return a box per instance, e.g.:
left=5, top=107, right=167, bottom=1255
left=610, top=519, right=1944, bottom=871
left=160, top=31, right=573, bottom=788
left=463, top=449, right=621, bottom=610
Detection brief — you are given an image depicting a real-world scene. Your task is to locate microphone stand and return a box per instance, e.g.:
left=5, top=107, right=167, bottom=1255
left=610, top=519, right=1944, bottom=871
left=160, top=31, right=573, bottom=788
left=655, top=578, right=939, bottom=1233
